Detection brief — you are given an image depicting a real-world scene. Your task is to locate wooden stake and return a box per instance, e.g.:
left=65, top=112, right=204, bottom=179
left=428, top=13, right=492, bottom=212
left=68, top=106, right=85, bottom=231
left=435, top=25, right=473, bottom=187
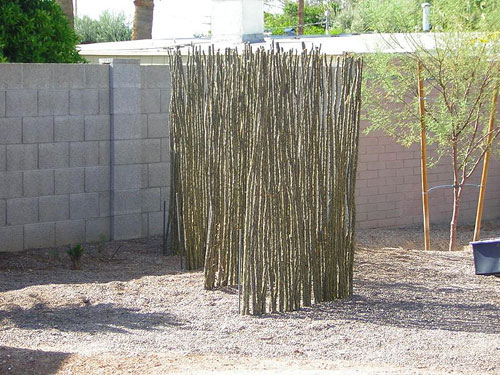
left=417, top=61, right=431, bottom=250
left=473, top=81, right=499, bottom=241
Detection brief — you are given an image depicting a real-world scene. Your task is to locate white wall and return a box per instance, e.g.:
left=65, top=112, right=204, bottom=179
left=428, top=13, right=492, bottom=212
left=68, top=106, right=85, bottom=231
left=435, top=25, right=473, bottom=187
left=211, top=0, right=264, bottom=43
left=75, top=0, right=211, bottom=39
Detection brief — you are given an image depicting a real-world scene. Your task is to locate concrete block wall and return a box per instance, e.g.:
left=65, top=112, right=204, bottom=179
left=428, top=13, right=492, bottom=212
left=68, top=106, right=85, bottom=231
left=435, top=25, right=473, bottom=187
left=1, top=60, right=498, bottom=250
left=109, top=61, right=170, bottom=240
left=356, top=120, right=500, bottom=229
left=0, top=61, right=170, bottom=251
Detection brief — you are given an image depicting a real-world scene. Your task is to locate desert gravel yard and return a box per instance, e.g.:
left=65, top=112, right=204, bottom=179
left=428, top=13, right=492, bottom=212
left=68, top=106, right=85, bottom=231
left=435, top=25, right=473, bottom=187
left=0, top=223, right=499, bottom=375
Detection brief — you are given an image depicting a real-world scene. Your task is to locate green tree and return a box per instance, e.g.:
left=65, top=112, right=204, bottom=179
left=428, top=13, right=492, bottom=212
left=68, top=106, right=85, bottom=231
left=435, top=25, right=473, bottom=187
left=363, top=33, right=500, bottom=251
left=265, top=1, right=340, bottom=35
left=75, top=11, right=132, bottom=44
left=0, top=0, right=84, bottom=63
left=352, top=0, right=420, bottom=32
left=332, top=0, right=500, bottom=33
left=430, top=0, right=500, bottom=31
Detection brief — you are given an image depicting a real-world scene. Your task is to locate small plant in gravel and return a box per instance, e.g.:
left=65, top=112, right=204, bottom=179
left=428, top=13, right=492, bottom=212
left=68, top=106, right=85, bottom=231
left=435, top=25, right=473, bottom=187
left=67, top=244, right=84, bottom=270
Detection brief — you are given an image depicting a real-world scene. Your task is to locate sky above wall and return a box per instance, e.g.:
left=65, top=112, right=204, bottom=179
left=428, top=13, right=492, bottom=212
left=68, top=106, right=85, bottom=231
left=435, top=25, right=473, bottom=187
left=75, top=0, right=282, bottom=39
left=75, top=0, right=212, bottom=39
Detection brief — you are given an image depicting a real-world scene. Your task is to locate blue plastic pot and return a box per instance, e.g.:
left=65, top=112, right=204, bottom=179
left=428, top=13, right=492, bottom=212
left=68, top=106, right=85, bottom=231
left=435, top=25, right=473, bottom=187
left=471, top=239, right=500, bottom=276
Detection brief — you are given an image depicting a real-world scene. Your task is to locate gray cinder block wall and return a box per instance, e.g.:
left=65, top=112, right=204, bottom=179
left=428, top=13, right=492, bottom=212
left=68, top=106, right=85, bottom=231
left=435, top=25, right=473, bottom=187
left=0, top=60, right=170, bottom=251
left=1, top=60, right=498, bottom=251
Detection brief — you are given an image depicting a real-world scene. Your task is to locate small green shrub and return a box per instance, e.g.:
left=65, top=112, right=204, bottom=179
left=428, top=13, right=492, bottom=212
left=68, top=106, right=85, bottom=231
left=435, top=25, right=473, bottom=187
left=75, top=11, right=132, bottom=44
left=0, top=0, right=84, bottom=63
left=67, top=244, right=84, bottom=270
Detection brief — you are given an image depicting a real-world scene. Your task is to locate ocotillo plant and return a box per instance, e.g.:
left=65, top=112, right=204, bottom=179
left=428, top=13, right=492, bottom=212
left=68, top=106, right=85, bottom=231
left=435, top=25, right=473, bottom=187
left=169, top=46, right=362, bottom=314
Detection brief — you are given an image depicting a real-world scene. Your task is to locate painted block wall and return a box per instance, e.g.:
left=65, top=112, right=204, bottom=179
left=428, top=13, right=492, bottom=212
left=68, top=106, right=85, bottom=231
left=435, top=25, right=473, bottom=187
left=356, top=119, right=500, bottom=230
left=0, top=60, right=170, bottom=251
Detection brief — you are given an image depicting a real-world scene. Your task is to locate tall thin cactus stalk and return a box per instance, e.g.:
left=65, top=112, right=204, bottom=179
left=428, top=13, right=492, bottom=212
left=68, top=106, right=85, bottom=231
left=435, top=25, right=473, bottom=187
left=169, top=47, right=362, bottom=315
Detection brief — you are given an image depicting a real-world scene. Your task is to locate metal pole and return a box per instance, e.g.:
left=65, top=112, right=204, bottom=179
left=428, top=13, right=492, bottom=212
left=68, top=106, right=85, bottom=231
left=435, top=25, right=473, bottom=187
left=165, top=202, right=171, bottom=255
left=474, top=81, right=499, bottom=241
left=421, top=3, right=431, bottom=32
left=238, top=229, right=242, bottom=315
left=418, top=61, right=431, bottom=250
left=162, top=200, right=166, bottom=255
left=325, top=10, right=330, bottom=35
left=176, top=193, right=183, bottom=269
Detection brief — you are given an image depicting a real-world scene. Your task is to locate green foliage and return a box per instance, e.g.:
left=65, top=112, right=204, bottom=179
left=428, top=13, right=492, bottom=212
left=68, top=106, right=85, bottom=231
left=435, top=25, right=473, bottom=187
left=67, top=243, right=84, bottom=259
left=364, top=34, right=500, bottom=168
left=332, top=0, right=500, bottom=33
left=0, top=0, right=84, bottom=63
left=265, top=1, right=340, bottom=35
left=75, top=11, right=132, bottom=44
left=67, top=244, right=84, bottom=269
left=265, top=0, right=500, bottom=35
left=430, top=0, right=500, bottom=31
left=334, top=0, right=421, bottom=33
left=363, top=33, right=500, bottom=250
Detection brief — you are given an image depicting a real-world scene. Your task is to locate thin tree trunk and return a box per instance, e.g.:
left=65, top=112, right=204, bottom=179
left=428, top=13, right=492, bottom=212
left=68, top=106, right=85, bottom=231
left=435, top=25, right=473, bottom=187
left=133, top=0, right=154, bottom=40
left=449, top=142, right=461, bottom=252
left=55, top=0, right=74, bottom=29
left=449, top=186, right=462, bottom=252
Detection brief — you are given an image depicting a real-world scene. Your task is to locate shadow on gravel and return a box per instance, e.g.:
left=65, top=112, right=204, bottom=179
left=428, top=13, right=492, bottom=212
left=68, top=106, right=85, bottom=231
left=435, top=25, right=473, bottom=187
left=0, top=237, right=185, bottom=293
left=0, top=346, right=69, bottom=375
left=275, top=279, right=500, bottom=335
left=0, top=303, right=183, bottom=333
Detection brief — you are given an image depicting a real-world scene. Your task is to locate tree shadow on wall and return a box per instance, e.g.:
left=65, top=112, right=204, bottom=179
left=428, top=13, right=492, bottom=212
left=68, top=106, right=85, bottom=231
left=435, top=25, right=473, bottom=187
left=0, top=302, right=183, bottom=334
left=0, top=346, right=69, bottom=375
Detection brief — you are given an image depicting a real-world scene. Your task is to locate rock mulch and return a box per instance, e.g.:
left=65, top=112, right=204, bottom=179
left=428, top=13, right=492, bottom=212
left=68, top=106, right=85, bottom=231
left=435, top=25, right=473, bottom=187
left=0, top=223, right=499, bottom=374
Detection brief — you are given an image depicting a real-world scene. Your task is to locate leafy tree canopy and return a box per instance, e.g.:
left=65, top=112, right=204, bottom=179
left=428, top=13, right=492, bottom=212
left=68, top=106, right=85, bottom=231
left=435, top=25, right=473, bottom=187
left=75, top=11, right=132, bottom=44
left=363, top=33, right=500, bottom=251
left=0, top=0, right=84, bottom=63
left=333, top=0, right=500, bottom=33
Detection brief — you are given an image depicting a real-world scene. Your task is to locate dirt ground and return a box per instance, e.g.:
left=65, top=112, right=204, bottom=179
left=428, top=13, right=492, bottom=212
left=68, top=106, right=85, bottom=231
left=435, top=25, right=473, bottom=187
left=0, top=222, right=499, bottom=375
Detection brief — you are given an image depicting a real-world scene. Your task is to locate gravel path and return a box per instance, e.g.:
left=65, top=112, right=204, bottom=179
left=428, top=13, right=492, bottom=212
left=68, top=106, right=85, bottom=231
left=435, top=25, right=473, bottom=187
left=0, top=224, right=499, bottom=374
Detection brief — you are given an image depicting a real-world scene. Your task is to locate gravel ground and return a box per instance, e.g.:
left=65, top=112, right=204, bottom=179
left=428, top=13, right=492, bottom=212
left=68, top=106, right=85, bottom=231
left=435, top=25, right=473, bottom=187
left=0, top=222, right=499, bottom=374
